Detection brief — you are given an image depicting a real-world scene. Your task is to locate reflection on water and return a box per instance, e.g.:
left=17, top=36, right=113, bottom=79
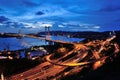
left=0, top=36, right=84, bottom=51
left=0, top=37, right=46, bottom=51
left=49, top=35, right=84, bottom=42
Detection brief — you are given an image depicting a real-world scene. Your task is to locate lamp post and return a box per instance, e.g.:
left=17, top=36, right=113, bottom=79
left=0, top=67, right=4, bottom=80
left=1, top=73, right=4, bottom=80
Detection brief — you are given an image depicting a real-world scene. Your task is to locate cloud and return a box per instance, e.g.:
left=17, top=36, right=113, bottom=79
left=99, top=5, right=120, bottom=12
left=40, top=23, right=52, bottom=27
left=22, top=1, right=39, bottom=7
left=0, top=0, right=119, bottom=32
left=58, top=25, right=65, bottom=28
left=54, top=22, right=101, bottom=31
left=0, top=16, right=9, bottom=23
left=93, top=26, right=100, bottom=29
left=0, top=8, right=3, bottom=11
left=35, top=11, right=44, bottom=15
left=20, top=21, right=53, bottom=29
left=114, top=18, right=120, bottom=22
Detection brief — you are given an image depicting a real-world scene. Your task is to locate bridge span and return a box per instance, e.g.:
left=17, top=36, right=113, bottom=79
left=5, top=33, right=74, bottom=45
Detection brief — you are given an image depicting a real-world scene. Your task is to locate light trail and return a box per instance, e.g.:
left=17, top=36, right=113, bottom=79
left=6, top=33, right=119, bottom=80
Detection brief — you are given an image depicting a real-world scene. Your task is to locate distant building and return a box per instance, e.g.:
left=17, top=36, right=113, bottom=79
left=0, top=51, right=2, bottom=54
left=15, top=51, right=20, bottom=59
left=26, top=52, right=31, bottom=59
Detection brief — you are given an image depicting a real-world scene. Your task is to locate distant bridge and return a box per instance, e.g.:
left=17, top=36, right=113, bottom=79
left=5, top=33, right=74, bottom=45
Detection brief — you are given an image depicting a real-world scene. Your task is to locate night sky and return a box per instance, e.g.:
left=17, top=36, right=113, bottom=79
left=0, top=0, right=120, bottom=33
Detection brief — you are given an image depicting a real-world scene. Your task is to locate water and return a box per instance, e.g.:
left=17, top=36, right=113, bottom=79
left=49, top=35, right=84, bottom=43
left=0, top=37, right=23, bottom=51
left=0, top=36, right=84, bottom=51
left=0, top=36, right=84, bottom=58
left=0, top=37, right=46, bottom=51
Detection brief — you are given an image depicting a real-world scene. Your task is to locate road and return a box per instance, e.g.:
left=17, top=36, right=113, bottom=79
left=5, top=33, right=74, bottom=45
left=7, top=34, right=119, bottom=80
left=8, top=48, right=89, bottom=80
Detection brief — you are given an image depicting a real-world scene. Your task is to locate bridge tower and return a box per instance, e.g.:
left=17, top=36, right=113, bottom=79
left=109, top=30, right=116, bottom=37
left=45, top=26, right=50, bottom=40
left=45, top=25, right=53, bottom=45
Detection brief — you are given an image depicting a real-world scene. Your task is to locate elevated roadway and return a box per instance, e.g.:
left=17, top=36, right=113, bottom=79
left=7, top=34, right=119, bottom=80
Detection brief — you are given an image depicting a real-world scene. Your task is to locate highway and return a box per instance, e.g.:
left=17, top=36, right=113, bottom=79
left=7, top=34, right=120, bottom=80
left=8, top=48, right=89, bottom=80
left=5, top=33, right=74, bottom=45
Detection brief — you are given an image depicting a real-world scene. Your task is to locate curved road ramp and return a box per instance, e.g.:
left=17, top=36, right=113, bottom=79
left=7, top=35, right=120, bottom=80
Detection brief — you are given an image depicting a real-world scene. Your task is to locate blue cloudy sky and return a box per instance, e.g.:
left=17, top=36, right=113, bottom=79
left=0, top=0, right=120, bottom=33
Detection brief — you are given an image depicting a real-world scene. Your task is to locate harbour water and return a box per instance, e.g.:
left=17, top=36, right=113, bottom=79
left=0, top=36, right=84, bottom=51
left=0, top=36, right=84, bottom=58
